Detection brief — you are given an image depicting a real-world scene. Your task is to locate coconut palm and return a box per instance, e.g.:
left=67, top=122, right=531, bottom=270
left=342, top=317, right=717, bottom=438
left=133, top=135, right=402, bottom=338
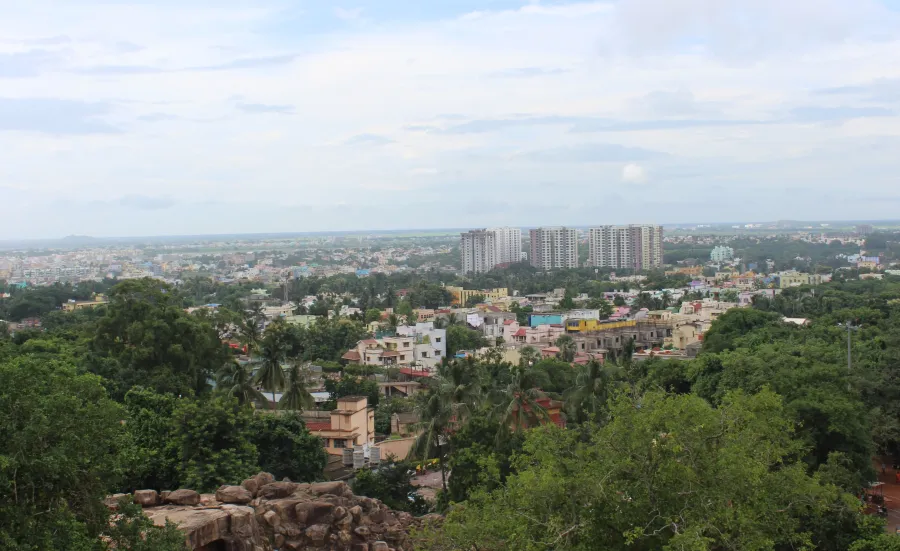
left=238, top=311, right=262, bottom=360
left=564, top=359, right=619, bottom=424
left=279, top=363, right=315, bottom=411
left=555, top=335, right=577, bottom=363
left=519, top=345, right=541, bottom=368
left=412, top=359, right=482, bottom=492
left=490, top=364, right=551, bottom=432
left=217, top=362, right=268, bottom=408
left=255, top=329, right=287, bottom=408
left=661, top=290, right=672, bottom=309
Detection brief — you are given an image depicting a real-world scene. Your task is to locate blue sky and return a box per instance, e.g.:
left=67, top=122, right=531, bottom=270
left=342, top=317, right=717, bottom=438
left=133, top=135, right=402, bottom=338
left=1, top=0, right=900, bottom=238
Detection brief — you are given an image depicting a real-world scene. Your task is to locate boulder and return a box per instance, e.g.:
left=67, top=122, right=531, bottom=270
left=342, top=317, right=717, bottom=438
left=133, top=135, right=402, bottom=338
left=255, top=472, right=276, bottom=487
left=165, top=489, right=201, bottom=506
left=309, top=481, right=350, bottom=497
left=258, top=481, right=297, bottom=500
left=104, top=493, right=130, bottom=511
left=133, top=489, right=159, bottom=507
left=371, top=542, right=390, bottom=551
left=295, top=501, right=334, bottom=525
left=241, top=477, right=259, bottom=497
left=305, top=524, right=330, bottom=546
left=263, top=510, right=281, bottom=527
left=216, top=485, right=253, bottom=504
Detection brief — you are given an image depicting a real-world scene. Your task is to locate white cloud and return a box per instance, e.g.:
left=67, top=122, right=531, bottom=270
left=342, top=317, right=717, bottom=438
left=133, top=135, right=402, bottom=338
left=622, top=163, right=648, bottom=183
left=1, top=0, right=900, bottom=237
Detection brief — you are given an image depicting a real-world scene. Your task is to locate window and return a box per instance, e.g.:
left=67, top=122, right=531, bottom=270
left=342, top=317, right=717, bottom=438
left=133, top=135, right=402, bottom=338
left=403, top=342, right=410, bottom=347
left=400, top=354, right=406, bottom=360
left=435, top=337, right=441, bottom=343
left=421, top=351, right=428, bottom=358
left=435, top=350, right=441, bottom=356
left=333, top=439, right=347, bottom=449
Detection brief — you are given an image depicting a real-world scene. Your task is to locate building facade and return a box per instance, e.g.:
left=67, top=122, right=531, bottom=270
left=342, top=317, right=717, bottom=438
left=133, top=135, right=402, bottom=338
left=460, top=229, right=497, bottom=274
left=710, top=246, right=735, bottom=262
left=489, top=227, right=523, bottom=267
left=588, top=225, right=663, bottom=270
left=529, top=227, right=578, bottom=270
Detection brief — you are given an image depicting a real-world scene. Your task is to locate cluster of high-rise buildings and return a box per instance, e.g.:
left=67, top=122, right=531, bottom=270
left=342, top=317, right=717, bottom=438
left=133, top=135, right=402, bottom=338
left=461, top=225, right=664, bottom=273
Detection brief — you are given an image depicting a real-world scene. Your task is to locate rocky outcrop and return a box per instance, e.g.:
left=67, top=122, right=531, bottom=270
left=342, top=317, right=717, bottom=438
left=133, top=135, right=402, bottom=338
left=111, top=473, right=442, bottom=551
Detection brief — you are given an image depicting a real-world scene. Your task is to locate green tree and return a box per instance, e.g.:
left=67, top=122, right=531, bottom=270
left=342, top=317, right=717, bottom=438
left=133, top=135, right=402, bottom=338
left=554, top=335, right=576, bottom=362
left=465, top=294, right=486, bottom=307
left=446, top=324, right=488, bottom=357
left=563, top=359, right=618, bottom=424
left=351, top=460, right=431, bottom=514
left=440, top=389, right=865, bottom=551
left=168, top=396, right=258, bottom=492
left=217, top=362, right=267, bottom=408
left=0, top=357, right=125, bottom=549
left=255, top=322, right=289, bottom=407
left=121, top=388, right=179, bottom=492
left=104, top=499, right=188, bottom=551
left=324, top=376, right=380, bottom=409
left=279, top=363, right=315, bottom=411
left=518, top=345, right=541, bottom=368
left=489, top=364, right=551, bottom=432
left=364, top=308, right=383, bottom=324
left=250, top=412, right=326, bottom=483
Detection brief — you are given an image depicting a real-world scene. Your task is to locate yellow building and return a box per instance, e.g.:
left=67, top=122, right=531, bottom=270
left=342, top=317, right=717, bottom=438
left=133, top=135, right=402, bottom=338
left=62, top=295, right=108, bottom=312
left=446, top=286, right=508, bottom=306
left=306, top=396, right=375, bottom=456
left=665, top=266, right=702, bottom=277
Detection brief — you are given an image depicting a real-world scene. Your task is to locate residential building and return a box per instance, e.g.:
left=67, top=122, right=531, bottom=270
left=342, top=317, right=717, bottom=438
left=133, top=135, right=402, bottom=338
left=460, top=229, right=497, bottom=274
left=445, top=285, right=508, bottom=306
left=710, top=246, right=735, bottom=262
left=62, top=295, right=109, bottom=311
left=341, top=322, right=447, bottom=371
left=489, top=227, right=523, bottom=266
left=304, top=396, right=375, bottom=456
left=588, top=225, right=663, bottom=270
left=529, top=227, right=578, bottom=270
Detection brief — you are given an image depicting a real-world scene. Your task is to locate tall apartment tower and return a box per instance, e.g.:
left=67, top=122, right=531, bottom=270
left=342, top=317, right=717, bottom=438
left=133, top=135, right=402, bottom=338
left=529, top=227, right=578, bottom=270
left=489, top=227, right=523, bottom=266
left=588, top=225, right=663, bottom=270
left=460, top=229, right=498, bottom=274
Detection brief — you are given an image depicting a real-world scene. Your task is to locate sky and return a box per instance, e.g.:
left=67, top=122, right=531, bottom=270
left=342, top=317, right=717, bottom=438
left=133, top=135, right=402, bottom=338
left=2, top=0, right=900, bottom=239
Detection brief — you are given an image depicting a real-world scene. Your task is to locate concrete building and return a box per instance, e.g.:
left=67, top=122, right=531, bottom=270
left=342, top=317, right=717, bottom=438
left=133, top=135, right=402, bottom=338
left=489, top=227, right=523, bottom=267
left=460, top=229, right=497, bottom=274
left=529, top=227, right=578, bottom=270
left=303, top=396, right=375, bottom=456
left=710, top=246, right=735, bottom=262
left=445, top=286, right=509, bottom=307
left=341, top=322, right=447, bottom=371
left=588, top=225, right=663, bottom=270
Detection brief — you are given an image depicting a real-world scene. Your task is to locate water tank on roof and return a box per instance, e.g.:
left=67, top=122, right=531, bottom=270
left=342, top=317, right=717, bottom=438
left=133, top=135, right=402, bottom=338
left=352, top=450, right=365, bottom=469
left=342, top=448, right=353, bottom=467
left=369, top=446, right=381, bottom=466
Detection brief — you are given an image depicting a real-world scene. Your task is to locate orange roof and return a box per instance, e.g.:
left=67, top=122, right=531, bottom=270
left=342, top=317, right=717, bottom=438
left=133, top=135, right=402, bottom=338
left=341, top=350, right=361, bottom=361
left=306, top=422, right=331, bottom=431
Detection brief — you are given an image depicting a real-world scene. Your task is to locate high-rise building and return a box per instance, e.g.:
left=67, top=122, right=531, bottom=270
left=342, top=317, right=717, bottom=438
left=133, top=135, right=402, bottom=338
left=489, top=227, right=522, bottom=267
left=588, top=225, right=663, bottom=270
left=529, top=227, right=578, bottom=270
left=460, top=230, right=497, bottom=274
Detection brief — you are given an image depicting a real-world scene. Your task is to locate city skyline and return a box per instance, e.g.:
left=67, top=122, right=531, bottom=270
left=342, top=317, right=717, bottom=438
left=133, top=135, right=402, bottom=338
left=2, top=0, right=900, bottom=239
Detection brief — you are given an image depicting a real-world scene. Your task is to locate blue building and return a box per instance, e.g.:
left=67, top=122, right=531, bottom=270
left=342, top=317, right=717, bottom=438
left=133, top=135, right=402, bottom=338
left=529, top=313, right=563, bottom=327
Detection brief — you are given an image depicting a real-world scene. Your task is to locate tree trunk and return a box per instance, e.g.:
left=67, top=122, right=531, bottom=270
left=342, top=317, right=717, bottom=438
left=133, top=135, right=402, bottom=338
left=437, top=441, right=447, bottom=493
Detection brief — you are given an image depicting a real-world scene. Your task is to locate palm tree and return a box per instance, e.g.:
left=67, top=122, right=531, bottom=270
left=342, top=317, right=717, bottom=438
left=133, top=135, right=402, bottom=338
left=255, top=332, right=287, bottom=408
left=217, top=362, right=268, bottom=408
left=519, top=345, right=541, bottom=368
left=661, top=290, right=672, bottom=309
left=238, top=311, right=261, bottom=360
left=279, top=363, right=315, bottom=411
left=564, top=359, right=618, bottom=424
left=555, top=335, right=577, bottom=363
left=490, top=364, right=551, bottom=432
left=412, top=360, right=482, bottom=492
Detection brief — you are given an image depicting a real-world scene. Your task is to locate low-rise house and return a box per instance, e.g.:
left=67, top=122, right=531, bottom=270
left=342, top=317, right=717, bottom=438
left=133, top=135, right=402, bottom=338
left=304, top=396, right=375, bottom=456
left=390, top=412, right=420, bottom=436
left=342, top=322, right=447, bottom=371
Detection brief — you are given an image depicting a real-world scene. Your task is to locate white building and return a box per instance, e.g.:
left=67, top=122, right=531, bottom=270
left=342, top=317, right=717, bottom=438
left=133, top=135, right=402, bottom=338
left=394, top=322, right=448, bottom=370
left=460, top=229, right=498, bottom=274
left=489, top=227, right=523, bottom=267
left=710, top=246, right=735, bottom=262
left=588, top=225, right=663, bottom=270
left=529, top=227, right=578, bottom=270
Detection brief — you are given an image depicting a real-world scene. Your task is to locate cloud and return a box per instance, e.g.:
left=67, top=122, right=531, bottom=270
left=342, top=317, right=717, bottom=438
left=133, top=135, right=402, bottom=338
left=789, top=106, right=894, bottom=122
left=117, top=195, right=176, bottom=210
left=0, top=49, right=61, bottom=77
left=343, top=133, right=394, bottom=146
left=569, top=118, right=766, bottom=132
left=74, top=65, right=164, bottom=75
left=190, top=54, right=298, bottom=72
left=622, top=163, right=647, bottom=183
left=516, top=143, right=665, bottom=163
left=490, top=67, right=570, bottom=78
left=435, top=115, right=584, bottom=134
left=334, top=7, right=363, bottom=20
left=137, top=113, right=181, bottom=122
left=114, top=41, right=144, bottom=53
left=0, top=98, right=117, bottom=134
left=236, top=103, right=294, bottom=114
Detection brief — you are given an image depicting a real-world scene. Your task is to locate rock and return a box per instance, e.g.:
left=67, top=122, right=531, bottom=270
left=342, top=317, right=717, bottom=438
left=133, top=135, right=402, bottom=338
left=263, top=510, right=281, bottom=527
left=255, top=472, right=276, bottom=487
left=349, top=505, right=363, bottom=521
left=354, top=526, right=372, bottom=538
left=305, top=524, right=330, bottom=546
left=104, top=493, right=130, bottom=511
left=216, top=485, right=253, bottom=504
left=165, top=489, right=201, bottom=506
left=295, top=501, right=334, bottom=525
left=352, top=544, right=369, bottom=551
left=371, top=542, right=390, bottom=551
left=274, top=534, right=285, bottom=548
left=133, top=490, right=159, bottom=507
left=309, top=481, right=350, bottom=497
left=145, top=507, right=230, bottom=550
left=159, top=491, right=170, bottom=502
left=333, top=506, right=348, bottom=520
left=258, top=481, right=297, bottom=499
left=241, top=477, right=259, bottom=497
left=199, top=494, right=218, bottom=507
